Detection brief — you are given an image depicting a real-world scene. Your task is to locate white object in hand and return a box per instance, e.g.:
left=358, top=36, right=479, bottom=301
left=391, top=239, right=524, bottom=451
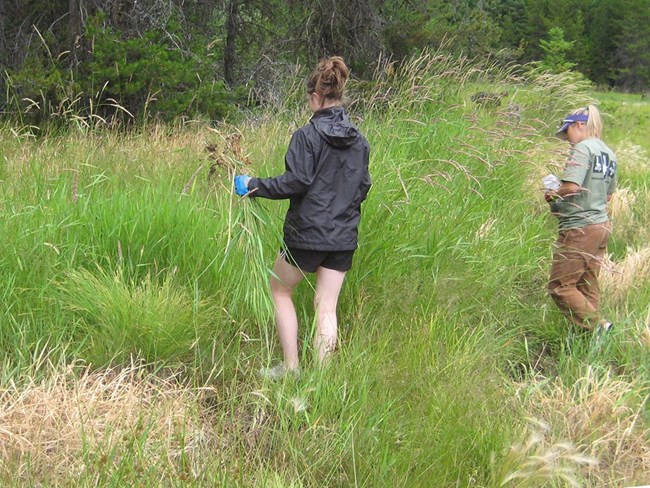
left=542, top=174, right=560, bottom=191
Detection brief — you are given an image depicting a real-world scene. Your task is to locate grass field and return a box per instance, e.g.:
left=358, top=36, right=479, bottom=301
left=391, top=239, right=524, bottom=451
left=1, top=54, right=648, bottom=486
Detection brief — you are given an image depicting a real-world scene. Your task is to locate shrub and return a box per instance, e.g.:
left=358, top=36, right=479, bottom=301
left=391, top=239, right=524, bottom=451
left=2, top=12, right=246, bottom=127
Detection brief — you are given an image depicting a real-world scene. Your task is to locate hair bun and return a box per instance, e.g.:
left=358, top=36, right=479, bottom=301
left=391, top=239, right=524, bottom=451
left=306, top=56, right=349, bottom=102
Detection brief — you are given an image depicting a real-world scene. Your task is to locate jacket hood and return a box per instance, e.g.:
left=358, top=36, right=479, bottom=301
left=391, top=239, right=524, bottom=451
left=310, top=106, right=359, bottom=148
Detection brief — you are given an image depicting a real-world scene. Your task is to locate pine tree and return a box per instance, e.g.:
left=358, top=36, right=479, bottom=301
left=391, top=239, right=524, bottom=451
left=539, top=27, right=575, bottom=73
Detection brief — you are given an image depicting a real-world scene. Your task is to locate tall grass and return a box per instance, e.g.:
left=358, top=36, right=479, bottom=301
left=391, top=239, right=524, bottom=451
left=1, top=51, right=649, bottom=486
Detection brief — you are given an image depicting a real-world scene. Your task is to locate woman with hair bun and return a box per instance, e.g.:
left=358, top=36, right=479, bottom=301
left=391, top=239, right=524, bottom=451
left=234, top=56, right=371, bottom=378
left=545, top=105, right=617, bottom=333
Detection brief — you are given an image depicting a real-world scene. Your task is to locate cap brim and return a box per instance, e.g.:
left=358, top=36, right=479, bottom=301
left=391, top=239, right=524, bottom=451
left=555, top=122, right=571, bottom=139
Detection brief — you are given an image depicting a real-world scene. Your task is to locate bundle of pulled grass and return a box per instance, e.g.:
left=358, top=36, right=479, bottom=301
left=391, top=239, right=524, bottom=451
left=220, top=137, right=277, bottom=324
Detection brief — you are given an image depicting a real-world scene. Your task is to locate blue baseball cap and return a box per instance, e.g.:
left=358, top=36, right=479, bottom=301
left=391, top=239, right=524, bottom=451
left=556, top=113, right=589, bottom=138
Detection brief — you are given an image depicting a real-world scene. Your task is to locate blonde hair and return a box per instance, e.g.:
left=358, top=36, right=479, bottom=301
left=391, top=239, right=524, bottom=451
left=569, top=105, right=603, bottom=138
left=306, top=56, right=349, bottom=103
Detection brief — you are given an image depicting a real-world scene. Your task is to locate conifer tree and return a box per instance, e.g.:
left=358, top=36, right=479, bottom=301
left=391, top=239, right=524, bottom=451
left=539, top=27, right=575, bottom=73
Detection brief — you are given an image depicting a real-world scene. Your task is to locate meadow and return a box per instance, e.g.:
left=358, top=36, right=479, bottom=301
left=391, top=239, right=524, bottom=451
left=0, top=54, right=648, bottom=487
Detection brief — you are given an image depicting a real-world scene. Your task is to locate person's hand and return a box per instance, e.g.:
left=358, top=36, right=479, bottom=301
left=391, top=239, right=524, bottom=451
left=234, top=175, right=251, bottom=196
left=544, top=189, right=557, bottom=203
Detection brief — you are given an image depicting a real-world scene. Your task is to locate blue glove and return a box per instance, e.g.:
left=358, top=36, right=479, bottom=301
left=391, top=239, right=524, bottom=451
left=234, top=175, right=251, bottom=196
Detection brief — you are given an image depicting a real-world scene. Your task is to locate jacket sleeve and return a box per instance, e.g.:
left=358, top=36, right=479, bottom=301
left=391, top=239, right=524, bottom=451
left=248, top=130, right=316, bottom=200
left=359, top=144, right=371, bottom=202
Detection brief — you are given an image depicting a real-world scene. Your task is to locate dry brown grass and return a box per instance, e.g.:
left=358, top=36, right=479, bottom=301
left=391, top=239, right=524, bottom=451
left=608, top=186, right=646, bottom=247
left=2, top=124, right=210, bottom=187
left=490, top=418, right=597, bottom=487
left=601, top=246, right=650, bottom=305
left=520, top=367, right=650, bottom=486
left=0, top=363, right=219, bottom=483
left=609, top=187, right=636, bottom=224
left=614, top=142, right=650, bottom=175
left=475, top=217, right=497, bottom=241
left=641, top=309, right=650, bottom=349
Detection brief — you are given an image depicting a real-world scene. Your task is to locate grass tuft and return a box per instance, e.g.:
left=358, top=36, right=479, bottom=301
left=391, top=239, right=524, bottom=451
left=601, top=246, right=650, bottom=305
left=59, top=267, right=215, bottom=367
left=0, top=363, right=221, bottom=485
left=490, top=418, right=597, bottom=488
left=518, top=367, right=650, bottom=485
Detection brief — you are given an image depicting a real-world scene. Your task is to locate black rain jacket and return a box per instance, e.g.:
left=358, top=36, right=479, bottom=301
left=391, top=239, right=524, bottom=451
left=248, top=106, right=371, bottom=251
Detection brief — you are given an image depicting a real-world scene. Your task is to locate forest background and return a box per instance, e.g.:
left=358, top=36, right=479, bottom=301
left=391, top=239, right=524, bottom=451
left=1, top=0, right=649, bottom=124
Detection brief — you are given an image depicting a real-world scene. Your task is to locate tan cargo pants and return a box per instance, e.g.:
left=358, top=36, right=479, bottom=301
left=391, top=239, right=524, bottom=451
left=547, top=221, right=611, bottom=330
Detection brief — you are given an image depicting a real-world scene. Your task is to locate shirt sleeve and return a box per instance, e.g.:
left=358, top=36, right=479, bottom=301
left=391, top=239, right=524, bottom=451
left=561, top=143, right=591, bottom=186
left=248, top=130, right=316, bottom=200
left=607, top=155, right=617, bottom=195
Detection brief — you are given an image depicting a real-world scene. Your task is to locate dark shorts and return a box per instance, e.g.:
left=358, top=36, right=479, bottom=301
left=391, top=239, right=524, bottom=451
left=281, top=246, right=355, bottom=273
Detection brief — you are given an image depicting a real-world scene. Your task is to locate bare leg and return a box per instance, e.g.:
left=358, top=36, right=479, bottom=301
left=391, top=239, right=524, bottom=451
left=314, top=266, right=347, bottom=364
left=270, top=254, right=305, bottom=370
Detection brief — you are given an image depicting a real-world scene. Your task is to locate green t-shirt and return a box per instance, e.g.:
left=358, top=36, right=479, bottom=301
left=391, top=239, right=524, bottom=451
left=550, top=138, right=617, bottom=230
